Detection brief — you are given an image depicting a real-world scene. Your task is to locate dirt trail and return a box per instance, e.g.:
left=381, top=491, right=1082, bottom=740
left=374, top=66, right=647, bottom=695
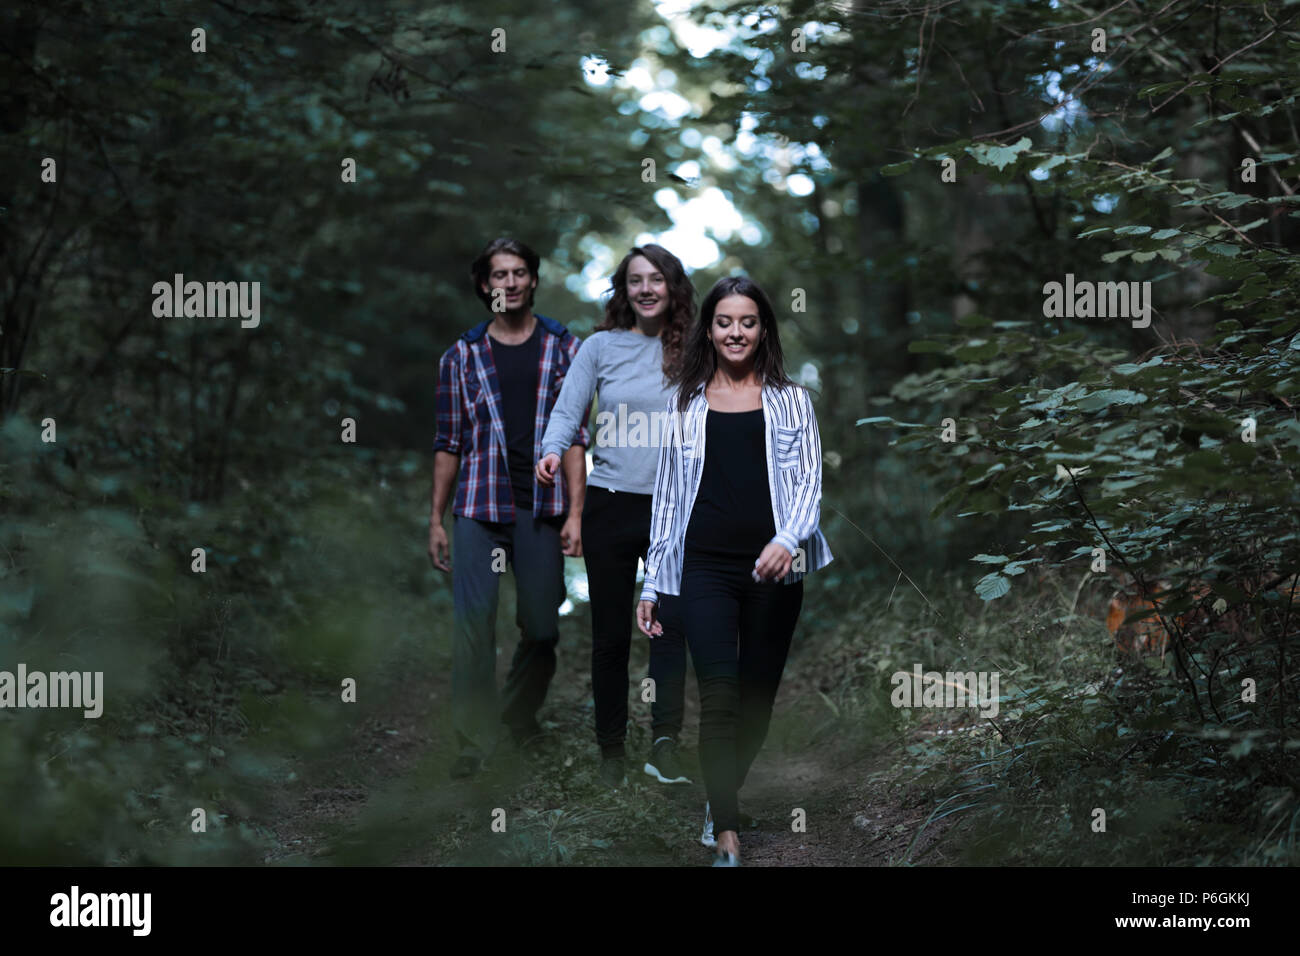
left=265, top=616, right=960, bottom=866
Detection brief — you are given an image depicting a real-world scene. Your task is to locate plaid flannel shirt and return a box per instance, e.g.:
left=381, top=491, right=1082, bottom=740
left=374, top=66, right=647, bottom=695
left=435, top=314, right=589, bottom=523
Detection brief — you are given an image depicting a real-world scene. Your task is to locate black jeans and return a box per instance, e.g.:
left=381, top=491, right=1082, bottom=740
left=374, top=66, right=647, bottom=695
left=582, top=484, right=687, bottom=759
left=680, top=547, right=804, bottom=835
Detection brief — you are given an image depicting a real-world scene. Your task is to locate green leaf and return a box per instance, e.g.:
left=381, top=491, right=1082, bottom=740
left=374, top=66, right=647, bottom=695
left=1056, top=434, right=1094, bottom=452
left=881, top=161, right=913, bottom=177
left=1113, top=356, right=1164, bottom=375
left=1139, top=82, right=1183, bottom=96
left=1205, top=258, right=1256, bottom=278
left=908, top=340, right=948, bottom=353
left=975, top=573, right=1011, bottom=601
left=1216, top=193, right=1254, bottom=209
left=968, top=137, right=1032, bottom=171
left=954, top=340, right=999, bottom=361
left=1076, top=389, right=1148, bottom=411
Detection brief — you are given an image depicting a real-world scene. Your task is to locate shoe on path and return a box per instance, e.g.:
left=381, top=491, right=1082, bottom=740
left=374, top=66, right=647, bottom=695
left=599, top=755, right=628, bottom=790
left=700, top=801, right=716, bottom=848
left=644, top=736, right=691, bottom=784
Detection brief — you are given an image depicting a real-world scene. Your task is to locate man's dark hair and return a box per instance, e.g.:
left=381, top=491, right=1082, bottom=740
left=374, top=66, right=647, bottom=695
left=470, top=238, right=541, bottom=310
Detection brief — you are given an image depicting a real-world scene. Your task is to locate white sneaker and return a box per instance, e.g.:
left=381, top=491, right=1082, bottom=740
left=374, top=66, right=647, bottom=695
left=700, top=801, right=717, bottom=848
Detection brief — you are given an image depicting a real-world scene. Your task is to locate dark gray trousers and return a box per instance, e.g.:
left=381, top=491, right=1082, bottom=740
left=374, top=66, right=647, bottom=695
left=451, top=513, right=566, bottom=757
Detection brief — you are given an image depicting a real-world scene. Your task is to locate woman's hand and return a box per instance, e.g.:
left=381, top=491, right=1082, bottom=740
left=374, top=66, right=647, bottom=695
left=753, top=541, right=793, bottom=582
left=637, top=599, right=663, bottom=637
left=535, top=452, right=561, bottom=487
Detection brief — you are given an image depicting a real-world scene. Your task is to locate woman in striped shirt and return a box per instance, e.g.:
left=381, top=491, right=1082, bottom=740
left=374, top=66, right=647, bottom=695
left=637, top=275, right=833, bottom=867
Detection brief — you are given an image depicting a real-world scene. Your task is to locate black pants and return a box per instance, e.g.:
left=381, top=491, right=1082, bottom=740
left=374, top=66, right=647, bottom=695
left=582, top=484, right=687, bottom=759
left=681, top=548, right=804, bottom=835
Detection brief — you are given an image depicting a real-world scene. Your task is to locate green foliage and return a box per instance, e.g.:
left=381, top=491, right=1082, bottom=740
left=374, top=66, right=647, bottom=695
left=4, top=0, right=1299, bottom=866
left=815, top=576, right=1299, bottom=866
left=0, top=413, right=441, bottom=862
left=864, top=209, right=1299, bottom=726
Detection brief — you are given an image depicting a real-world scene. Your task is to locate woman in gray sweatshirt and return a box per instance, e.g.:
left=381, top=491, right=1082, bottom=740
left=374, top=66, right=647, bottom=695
left=535, top=244, right=694, bottom=790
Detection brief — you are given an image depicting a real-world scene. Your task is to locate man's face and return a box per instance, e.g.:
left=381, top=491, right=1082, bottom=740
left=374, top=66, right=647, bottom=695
left=481, top=253, right=537, bottom=312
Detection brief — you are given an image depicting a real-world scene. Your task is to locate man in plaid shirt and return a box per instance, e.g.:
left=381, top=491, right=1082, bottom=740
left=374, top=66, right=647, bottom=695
left=429, top=238, right=589, bottom=779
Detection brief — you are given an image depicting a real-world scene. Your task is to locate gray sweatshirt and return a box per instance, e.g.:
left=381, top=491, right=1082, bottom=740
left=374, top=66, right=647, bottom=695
left=540, top=329, right=675, bottom=495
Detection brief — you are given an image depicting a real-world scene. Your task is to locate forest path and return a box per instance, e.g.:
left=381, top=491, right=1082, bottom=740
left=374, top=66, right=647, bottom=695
left=264, top=602, right=960, bottom=867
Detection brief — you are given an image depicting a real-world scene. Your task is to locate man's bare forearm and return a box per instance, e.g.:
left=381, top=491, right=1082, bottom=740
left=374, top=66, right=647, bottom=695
left=430, top=450, right=460, bottom=524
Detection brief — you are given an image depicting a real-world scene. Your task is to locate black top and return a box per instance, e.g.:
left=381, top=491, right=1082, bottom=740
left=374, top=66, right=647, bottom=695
left=489, top=320, right=542, bottom=514
left=685, top=408, right=776, bottom=558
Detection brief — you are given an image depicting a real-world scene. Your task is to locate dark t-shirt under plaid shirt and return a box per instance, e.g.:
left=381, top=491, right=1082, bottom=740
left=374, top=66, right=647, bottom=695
left=434, top=313, right=589, bottom=524
left=489, top=320, right=542, bottom=513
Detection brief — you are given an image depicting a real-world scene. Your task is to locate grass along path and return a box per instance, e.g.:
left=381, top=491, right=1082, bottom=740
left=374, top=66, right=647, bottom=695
left=263, top=587, right=961, bottom=867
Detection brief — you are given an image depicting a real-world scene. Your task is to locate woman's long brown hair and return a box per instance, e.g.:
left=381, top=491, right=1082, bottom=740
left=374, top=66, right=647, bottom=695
left=595, top=244, right=693, bottom=379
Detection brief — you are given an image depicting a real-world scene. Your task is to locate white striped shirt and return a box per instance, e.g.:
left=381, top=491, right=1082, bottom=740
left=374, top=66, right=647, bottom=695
left=640, top=381, right=833, bottom=602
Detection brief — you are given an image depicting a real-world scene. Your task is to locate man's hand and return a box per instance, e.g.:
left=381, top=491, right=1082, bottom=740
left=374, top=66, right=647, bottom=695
left=535, top=453, right=561, bottom=488
left=428, top=521, right=451, bottom=572
left=561, top=512, right=583, bottom=557
left=753, top=541, right=792, bottom=582
left=637, top=599, right=662, bottom=637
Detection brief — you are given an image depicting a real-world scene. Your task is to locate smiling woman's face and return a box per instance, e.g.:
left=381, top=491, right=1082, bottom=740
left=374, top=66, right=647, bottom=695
left=626, top=255, right=668, bottom=322
left=709, top=294, right=762, bottom=369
